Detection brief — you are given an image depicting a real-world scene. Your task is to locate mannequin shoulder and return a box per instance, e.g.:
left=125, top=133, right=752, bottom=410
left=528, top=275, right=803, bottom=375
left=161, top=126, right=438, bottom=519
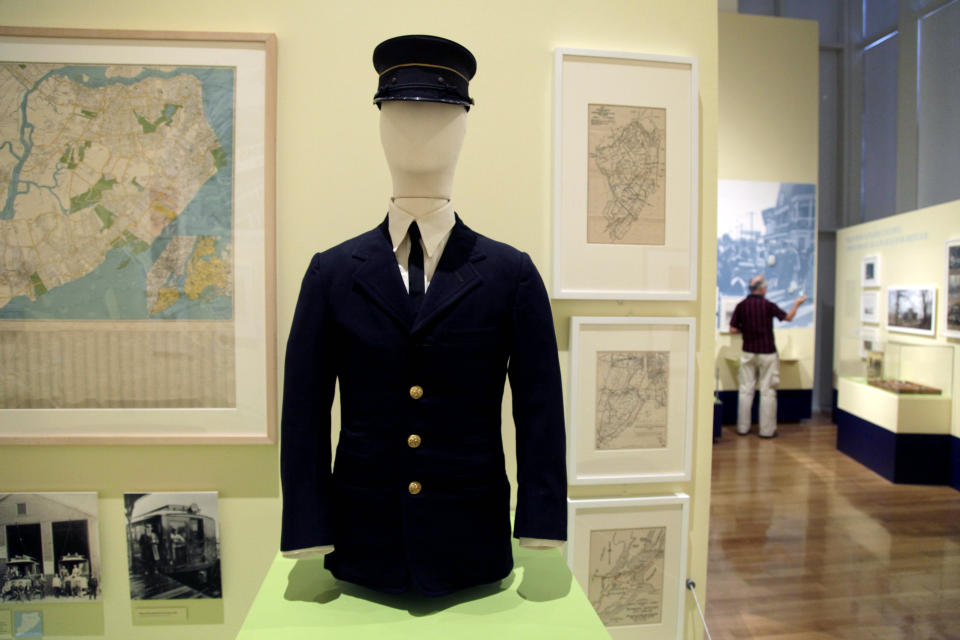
left=470, top=232, right=543, bottom=278
left=305, top=227, right=388, bottom=270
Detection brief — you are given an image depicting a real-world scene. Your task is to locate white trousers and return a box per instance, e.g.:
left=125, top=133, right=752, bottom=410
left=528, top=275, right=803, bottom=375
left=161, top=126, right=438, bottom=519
left=737, top=352, right=780, bottom=436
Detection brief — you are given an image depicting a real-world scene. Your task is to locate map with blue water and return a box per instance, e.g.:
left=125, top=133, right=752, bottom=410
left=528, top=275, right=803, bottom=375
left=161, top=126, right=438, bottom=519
left=0, top=63, right=235, bottom=320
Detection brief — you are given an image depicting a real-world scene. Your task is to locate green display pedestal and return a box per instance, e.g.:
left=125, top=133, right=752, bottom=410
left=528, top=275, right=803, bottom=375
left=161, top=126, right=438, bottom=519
left=238, top=540, right=608, bottom=640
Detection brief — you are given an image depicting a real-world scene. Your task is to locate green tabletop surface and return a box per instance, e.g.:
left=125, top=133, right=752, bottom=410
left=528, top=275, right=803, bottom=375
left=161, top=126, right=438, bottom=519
left=237, top=539, right=609, bottom=639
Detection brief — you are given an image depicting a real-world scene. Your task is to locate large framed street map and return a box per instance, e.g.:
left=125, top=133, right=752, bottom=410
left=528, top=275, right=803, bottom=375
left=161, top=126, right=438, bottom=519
left=553, top=49, right=698, bottom=300
left=0, top=28, right=277, bottom=443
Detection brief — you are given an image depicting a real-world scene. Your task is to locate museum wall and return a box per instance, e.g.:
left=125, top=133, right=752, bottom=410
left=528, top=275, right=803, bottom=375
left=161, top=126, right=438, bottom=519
left=0, top=0, right=719, bottom=638
left=834, top=198, right=960, bottom=441
left=716, top=13, right=819, bottom=393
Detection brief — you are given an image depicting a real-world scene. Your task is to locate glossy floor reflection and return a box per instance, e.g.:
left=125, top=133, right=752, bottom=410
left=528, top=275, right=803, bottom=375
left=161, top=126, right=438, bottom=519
left=706, top=417, right=960, bottom=639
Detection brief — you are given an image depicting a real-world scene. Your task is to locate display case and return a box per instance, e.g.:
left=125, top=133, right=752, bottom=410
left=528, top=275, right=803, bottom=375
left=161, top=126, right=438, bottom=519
left=838, top=338, right=953, bottom=397
left=870, top=341, right=953, bottom=397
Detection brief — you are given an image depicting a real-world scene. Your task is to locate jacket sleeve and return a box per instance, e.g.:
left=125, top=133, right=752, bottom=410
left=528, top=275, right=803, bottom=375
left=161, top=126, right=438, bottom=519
left=280, top=254, right=338, bottom=552
left=508, top=252, right=568, bottom=541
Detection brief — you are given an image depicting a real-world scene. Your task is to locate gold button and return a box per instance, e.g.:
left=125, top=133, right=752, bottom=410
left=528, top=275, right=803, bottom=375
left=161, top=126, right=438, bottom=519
left=409, top=385, right=423, bottom=400
left=408, top=481, right=422, bottom=495
left=407, top=434, right=422, bottom=448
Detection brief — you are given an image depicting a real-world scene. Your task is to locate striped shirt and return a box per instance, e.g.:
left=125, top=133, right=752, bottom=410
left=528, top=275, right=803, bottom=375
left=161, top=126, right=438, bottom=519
left=730, top=294, right=787, bottom=354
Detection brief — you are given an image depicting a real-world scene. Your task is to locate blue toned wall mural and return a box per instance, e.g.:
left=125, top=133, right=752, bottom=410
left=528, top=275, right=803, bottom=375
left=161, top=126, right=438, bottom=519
left=717, top=181, right=816, bottom=329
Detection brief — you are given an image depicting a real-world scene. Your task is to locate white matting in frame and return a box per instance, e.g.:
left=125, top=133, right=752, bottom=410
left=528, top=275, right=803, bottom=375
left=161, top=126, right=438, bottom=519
left=568, top=317, right=695, bottom=484
left=567, top=494, right=689, bottom=640
left=945, top=239, right=960, bottom=339
left=0, top=27, right=277, bottom=443
left=861, top=254, right=880, bottom=288
left=553, top=49, right=699, bottom=300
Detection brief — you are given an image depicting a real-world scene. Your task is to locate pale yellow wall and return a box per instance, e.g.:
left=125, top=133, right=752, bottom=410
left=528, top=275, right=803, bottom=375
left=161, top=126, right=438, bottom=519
left=716, top=13, right=819, bottom=391
left=834, top=199, right=960, bottom=438
left=0, top=1, right=719, bottom=638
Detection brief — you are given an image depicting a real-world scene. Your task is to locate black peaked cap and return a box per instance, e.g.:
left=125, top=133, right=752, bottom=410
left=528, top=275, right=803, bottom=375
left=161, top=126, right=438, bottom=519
left=373, top=35, right=476, bottom=109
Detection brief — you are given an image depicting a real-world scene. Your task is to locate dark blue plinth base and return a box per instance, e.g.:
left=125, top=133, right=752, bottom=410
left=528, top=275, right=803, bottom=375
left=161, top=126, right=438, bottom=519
left=835, top=408, right=954, bottom=486
left=951, top=436, right=960, bottom=492
left=717, top=389, right=812, bottom=425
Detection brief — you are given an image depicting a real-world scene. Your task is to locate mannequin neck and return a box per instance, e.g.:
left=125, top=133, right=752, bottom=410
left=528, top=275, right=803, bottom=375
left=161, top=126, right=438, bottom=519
left=391, top=196, right=452, bottom=218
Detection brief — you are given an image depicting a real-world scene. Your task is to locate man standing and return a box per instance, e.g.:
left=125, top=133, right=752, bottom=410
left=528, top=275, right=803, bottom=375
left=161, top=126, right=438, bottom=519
left=729, top=275, right=807, bottom=437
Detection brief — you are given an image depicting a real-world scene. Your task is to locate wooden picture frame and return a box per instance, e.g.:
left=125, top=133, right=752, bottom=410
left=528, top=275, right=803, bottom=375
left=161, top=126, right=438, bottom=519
left=568, top=317, right=695, bottom=483
left=552, top=49, right=699, bottom=300
left=567, top=494, right=689, bottom=639
left=0, top=27, right=277, bottom=443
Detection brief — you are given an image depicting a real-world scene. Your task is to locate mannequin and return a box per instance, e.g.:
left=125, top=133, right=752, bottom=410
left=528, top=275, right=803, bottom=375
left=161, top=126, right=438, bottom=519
left=283, top=100, right=561, bottom=560
left=280, top=34, right=567, bottom=596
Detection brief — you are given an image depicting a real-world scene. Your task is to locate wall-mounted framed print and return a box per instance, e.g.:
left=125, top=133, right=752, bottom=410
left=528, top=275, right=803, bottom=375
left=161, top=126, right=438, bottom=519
left=123, top=491, right=221, bottom=600
left=858, top=326, right=880, bottom=358
left=718, top=295, right=740, bottom=334
left=886, top=285, right=937, bottom=336
left=945, top=240, right=960, bottom=339
left=567, top=494, right=689, bottom=640
left=0, top=27, right=277, bottom=443
left=552, top=49, right=698, bottom=300
left=860, top=290, right=880, bottom=324
left=0, top=492, right=102, bottom=601
left=861, top=254, right=880, bottom=287
left=568, top=317, right=695, bottom=483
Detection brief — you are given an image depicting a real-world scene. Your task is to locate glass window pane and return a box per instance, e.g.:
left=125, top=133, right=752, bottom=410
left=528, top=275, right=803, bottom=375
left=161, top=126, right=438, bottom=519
left=917, top=0, right=960, bottom=208
left=819, top=51, right=840, bottom=231
left=738, top=0, right=775, bottom=15
left=864, top=0, right=899, bottom=38
left=861, top=34, right=899, bottom=222
left=782, top=0, right=842, bottom=44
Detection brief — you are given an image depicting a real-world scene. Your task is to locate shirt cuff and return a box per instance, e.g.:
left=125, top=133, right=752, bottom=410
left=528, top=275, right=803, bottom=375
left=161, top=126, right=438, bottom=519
left=281, top=545, right=334, bottom=559
left=518, top=538, right=565, bottom=550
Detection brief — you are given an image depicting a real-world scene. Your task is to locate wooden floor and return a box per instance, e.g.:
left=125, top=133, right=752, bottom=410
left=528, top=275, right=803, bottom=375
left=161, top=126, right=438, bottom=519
left=706, top=417, right=960, bottom=639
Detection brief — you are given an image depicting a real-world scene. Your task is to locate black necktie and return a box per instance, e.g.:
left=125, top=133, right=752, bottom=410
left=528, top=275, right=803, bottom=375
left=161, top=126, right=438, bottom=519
left=407, top=222, right=424, bottom=307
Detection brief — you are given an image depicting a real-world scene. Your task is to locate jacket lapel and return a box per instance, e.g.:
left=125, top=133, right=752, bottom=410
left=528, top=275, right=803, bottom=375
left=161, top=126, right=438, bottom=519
left=412, top=217, right=485, bottom=334
left=352, top=219, right=413, bottom=331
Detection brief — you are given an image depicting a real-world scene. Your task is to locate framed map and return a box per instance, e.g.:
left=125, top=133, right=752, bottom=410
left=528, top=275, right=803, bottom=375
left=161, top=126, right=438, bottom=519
left=569, top=317, right=695, bottom=483
left=567, top=494, right=689, bottom=640
left=553, top=49, right=698, bottom=300
left=0, top=27, right=276, bottom=443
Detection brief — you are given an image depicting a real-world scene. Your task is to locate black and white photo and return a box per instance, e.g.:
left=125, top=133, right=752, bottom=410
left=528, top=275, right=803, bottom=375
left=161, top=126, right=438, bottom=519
left=124, top=492, right=221, bottom=600
left=886, top=286, right=937, bottom=336
left=946, top=240, right=960, bottom=338
left=0, top=493, right=101, bottom=602
left=861, top=255, right=880, bottom=287
left=860, top=290, right=880, bottom=324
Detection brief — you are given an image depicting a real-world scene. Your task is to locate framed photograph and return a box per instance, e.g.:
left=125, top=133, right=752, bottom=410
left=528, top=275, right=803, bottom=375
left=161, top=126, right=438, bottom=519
left=0, top=492, right=102, bottom=602
left=0, top=27, right=277, bottom=443
left=945, top=240, right=960, bottom=339
left=124, top=491, right=221, bottom=600
left=718, top=295, right=740, bottom=333
left=568, top=317, right=695, bottom=484
left=553, top=49, right=698, bottom=300
left=717, top=180, right=816, bottom=329
left=860, top=290, right=880, bottom=324
left=886, top=285, right=937, bottom=336
left=861, top=254, right=880, bottom=287
left=567, top=494, right=689, bottom=640
left=858, top=326, right=879, bottom=358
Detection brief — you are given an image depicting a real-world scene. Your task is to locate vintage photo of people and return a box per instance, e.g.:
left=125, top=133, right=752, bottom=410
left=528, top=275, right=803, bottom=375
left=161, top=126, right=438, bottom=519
left=0, top=492, right=101, bottom=602
left=124, top=492, right=221, bottom=600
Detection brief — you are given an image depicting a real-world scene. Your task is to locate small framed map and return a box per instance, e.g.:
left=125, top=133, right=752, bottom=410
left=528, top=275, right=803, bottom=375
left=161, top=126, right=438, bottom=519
left=567, top=494, right=689, bottom=640
left=569, top=317, right=695, bottom=483
left=0, top=27, right=276, bottom=443
left=553, top=49, right=698, bottom=300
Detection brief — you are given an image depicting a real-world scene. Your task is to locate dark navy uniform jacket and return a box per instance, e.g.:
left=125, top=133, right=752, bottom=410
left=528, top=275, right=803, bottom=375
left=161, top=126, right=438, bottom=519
left=279, top=216, right=567, bottom=596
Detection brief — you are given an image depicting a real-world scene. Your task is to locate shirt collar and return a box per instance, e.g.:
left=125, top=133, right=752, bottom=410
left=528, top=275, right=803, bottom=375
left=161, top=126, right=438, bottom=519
left=387, top=199, right=456, bottom=259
